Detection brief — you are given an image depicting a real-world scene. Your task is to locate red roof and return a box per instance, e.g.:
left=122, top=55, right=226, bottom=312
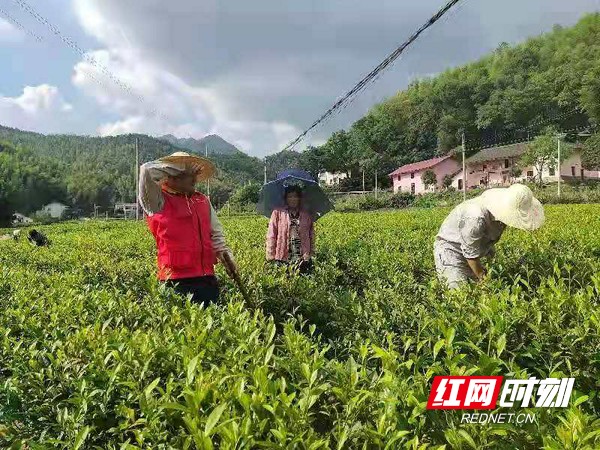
left=388, top=155, right=453, bottom=177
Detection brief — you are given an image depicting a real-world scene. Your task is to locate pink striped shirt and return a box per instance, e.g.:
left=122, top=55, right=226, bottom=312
left=266, top=208, right=315, bottom=261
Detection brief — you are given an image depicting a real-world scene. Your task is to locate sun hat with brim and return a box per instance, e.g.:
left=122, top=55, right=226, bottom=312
left=475, top=184, right=544, bottom=231
left=159, top=151, right=216, bottom=181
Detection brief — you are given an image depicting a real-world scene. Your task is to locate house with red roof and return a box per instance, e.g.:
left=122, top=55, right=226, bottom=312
left=389, top=154, right=460, bottom=194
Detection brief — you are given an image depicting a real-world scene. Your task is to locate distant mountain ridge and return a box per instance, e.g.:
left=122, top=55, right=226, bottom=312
left=160, top=134, right=241, bottom=156
left=0, top=124, right=264, bottom=213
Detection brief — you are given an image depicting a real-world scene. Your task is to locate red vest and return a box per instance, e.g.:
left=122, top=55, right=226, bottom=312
left=146, top=191, right=216, bottom=280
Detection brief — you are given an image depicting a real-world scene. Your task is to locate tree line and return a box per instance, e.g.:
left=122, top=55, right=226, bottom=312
left=285, top=13, right=600, bottom=188
left=0, top=127, right=265, bottom=224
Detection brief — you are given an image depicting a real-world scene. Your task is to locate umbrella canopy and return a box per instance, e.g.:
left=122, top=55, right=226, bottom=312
left=257, top=169, right=334, bottom=220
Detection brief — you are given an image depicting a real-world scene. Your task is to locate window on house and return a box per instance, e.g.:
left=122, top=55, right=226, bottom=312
left=571, top=166, right=576, bottom=177
left=397, top=174, right=401, bottom=181
left=483, top=164, right=487, bottom=171
left=581, top=168, right=585, bottom=179
left=504, top=159, right=509, bottom=169
left=549, top=167, right=555, bottom=176
left=458, top=179, right=463, bottom=190
left=410, top=172, right=415, bottom=179
left=411, top=183, right=415, bottom=194
left=526, top=170, right=534, bottom=178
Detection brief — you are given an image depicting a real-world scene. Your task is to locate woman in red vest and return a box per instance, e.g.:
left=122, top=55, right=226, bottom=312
left=139, top=151, right=237, bottom=304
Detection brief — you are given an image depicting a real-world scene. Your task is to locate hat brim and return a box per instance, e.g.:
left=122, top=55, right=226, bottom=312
left=479, top=189, right=545, bottom=231
left=159, top=154, right=216, bottom=181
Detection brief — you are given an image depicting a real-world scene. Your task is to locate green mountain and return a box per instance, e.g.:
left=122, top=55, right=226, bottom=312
left=304, top=12, right=600, bottom=187
left=160, top=134, right=240, bottom=156
left=0, top=125, right=263, bottom=216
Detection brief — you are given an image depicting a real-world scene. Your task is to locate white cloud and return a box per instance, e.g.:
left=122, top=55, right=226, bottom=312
left=0, top=17, right=23, bottom=42
left=0, top=85, right=74, bottom=133
left=97, top=116, right=207, bottom=138
left=208, top=120, right=301, bottom=154
left=68, top=0, right=324, bottom=155
left=73, top=48, right=210, bottom=121
left=69, top=0, right=600, bottom=156
left=72, top=44, right=301, bottom=155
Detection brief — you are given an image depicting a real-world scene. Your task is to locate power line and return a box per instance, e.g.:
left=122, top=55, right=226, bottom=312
left=12, top=0, right=168, bottom=122
left=463, top=106, right=588, bottom=151
left=0, top=6, right=43, bottom=42
left=280, top=0, right=463, bottom=152
left=519, top=106, right=584, bottom=132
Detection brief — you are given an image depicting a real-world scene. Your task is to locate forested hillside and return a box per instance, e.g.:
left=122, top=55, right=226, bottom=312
left=0, top=126, right=264, bottom=221
left=301, top=13, right=600, bottom=187
left=0, top=141, right=66, bottom=225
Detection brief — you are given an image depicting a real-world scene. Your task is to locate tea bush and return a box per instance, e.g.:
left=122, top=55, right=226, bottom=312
left=332, top=184, right=600, bottom=212
left=1, top=205, right=599, bottom=448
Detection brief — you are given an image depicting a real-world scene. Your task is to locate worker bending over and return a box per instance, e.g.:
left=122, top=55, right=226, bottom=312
left=434, top=184, right=544, bottom=289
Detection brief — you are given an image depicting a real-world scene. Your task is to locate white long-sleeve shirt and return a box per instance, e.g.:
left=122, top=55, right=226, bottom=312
left=138, top=160, right=230, bottom=255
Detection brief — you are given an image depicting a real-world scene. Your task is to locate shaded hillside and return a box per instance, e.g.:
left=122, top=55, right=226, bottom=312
left=0, top=126, right=263, bottom=212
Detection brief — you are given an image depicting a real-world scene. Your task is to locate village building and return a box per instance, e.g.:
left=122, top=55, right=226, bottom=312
left=114, top=203, right=139, bottom=219
left=450, top=142, right=600, bottom=190
left=37, top=202, right=69, bottom=219
left=318, top=171, right=349, bottom=186
left=11, top=212, right=33, bottom=226
left=389, top=154, right=461, bottom=194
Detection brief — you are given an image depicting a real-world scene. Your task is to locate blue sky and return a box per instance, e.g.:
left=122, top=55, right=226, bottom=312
left=1, top=0, right=600, bottom=156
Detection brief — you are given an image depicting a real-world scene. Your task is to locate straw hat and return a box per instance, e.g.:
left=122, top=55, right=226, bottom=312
left=476, top=184, right=544, bottom=231
left=159, top=151, right=216, bottom=181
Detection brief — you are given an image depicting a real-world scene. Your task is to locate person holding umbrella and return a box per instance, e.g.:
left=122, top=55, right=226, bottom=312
left=434, top=184, right=544, bottom=289
left=139, top=151, right=238, bottom=304
left=258, top=169, right=333, bottom=274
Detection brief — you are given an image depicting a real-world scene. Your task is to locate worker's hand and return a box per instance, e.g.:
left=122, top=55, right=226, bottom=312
left=156, top=162, right=188, bottom=182
left=477, top=269, right=488, bottom=283
left=466, top=257, right=486, bottom=282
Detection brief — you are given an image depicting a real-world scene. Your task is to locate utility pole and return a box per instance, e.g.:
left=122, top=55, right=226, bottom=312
left=263, top=158, right=267, bottom=184
left=374, top=169, right=378, bottom=198
left=362, top=169, right=365, bottom=195
left=557, top=136, right=561, bottom=199
left=135, top=137, right=140, bottom=220
left=205, top=143, right=210, bottom=199
left=462, top=132, right=467, bottom=201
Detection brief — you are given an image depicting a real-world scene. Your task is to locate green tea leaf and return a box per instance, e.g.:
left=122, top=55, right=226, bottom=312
left=205, top=403, right=227, bottom=436
left=73, top=426, right=91, bottom=450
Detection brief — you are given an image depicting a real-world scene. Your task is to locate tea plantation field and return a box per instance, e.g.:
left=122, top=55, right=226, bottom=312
left=1, top=205, right=599, bottom=449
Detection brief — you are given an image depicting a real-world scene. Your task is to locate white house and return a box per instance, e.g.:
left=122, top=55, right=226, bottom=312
left=318, top=171, right=349, bottom=186
left=11, top=213, right=33, bottom=226
left=38, top=202, right=69, bottom=219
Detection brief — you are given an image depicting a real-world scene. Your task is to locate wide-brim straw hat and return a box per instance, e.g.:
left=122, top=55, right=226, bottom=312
left=159, top=151, right=216, bottom=182
left=475, top=184, right=544, bottom=231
